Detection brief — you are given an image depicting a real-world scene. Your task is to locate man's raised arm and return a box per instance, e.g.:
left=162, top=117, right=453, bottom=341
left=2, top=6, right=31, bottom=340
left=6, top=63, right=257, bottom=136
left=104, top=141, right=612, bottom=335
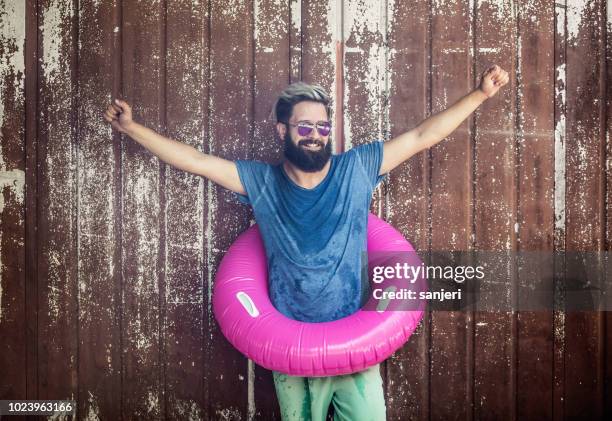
left=380, top=64, right=510, bottom=175
left=103, top=99, right=246, bottom=195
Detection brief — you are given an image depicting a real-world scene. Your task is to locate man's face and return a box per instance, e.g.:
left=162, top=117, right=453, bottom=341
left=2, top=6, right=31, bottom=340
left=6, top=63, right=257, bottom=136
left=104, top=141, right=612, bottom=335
left=280, top=101, right=332, bottom=172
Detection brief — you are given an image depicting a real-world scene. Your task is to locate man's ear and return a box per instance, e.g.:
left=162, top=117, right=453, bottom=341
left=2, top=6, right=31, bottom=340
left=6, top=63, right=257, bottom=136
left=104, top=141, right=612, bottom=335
left=276, top=122, right=287, bottom=140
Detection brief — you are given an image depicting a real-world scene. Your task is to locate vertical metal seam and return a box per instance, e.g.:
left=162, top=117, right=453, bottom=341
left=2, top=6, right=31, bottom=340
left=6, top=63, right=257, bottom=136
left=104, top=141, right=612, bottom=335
left=35, top=0, right=41, bottom=402
left=205, top=0, right=213, bottom=418
left=248, top=1, right=256, bottom=419
left=602, top=0, right=610, bottom=416
left=335, top=0, right=345, bottom=153
left=160, top=0, right=168, bottom=418
left=199, top=0, right=209, bottom=416
left=552, top=0, right=569, bottom=417
left=426, top=0, right=433, bottom=419
left=552, top=9, right=557, bottom=418
left=24, top=0, right=30, bottom=402
left=25, top=0, right=42, bottom=402
left=605, top=0, right=610, bottom=253
left=551, top=2, right=560, bottom=413
left=382, top=0, right=390, bottom=404
left=287, top=0, right=291, bottom=84
left=289, top=0, right=302, bottom=84
left=380, top=0, right=389, bottom=145
left=469, top=1, right=477, bottom=419
left=599, top=0, right=607, bottom=251
left=383, top=0, right=391, bottom=222
left=562, top=1, right=567, bottom=417
left=550, top=2, right=561, bottom=419
left=382, top=0, right=390, bottom=392
left=597, top=0, right=607, bottom=415
left=117, top=0, right=125, bottom=418
left=73, top=0, right=81, bottom=417
left=512, top=2, right=522, bottom=420
left=299, top=0, right=303, bottom=81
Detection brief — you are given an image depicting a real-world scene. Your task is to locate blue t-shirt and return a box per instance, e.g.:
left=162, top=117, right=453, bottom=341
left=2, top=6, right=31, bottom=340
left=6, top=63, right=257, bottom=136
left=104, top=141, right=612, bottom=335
left=234, top=140, right=385, bottom=322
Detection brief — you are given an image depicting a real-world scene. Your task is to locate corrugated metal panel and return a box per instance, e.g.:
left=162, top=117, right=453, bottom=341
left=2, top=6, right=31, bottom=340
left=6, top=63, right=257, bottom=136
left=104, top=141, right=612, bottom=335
left=77, top=0, right=122, bottom=419
left=0, top=0, right=609, bottom=419
left=0, top=0, right=27, bottom=409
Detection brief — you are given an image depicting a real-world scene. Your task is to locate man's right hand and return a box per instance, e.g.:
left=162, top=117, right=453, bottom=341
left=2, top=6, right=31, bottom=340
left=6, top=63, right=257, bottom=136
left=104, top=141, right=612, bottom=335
left=103, top=99, right=134, bottom=133
left=100, top=98, right=246, bottom=195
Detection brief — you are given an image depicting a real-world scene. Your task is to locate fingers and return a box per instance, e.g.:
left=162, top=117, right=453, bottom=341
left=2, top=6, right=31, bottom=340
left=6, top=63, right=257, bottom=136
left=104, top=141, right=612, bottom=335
left=103, top=98, right=131, bottom=124
left=103, top=104, right=119, bottom=122
left=485, top=64, right=503, bottom=76
left=494, top=71, right=509, bottom=86
left=114, top=98, right=130, bottom=112
left=486, top=64, right=509, bottom=86
left=498, top=75, right=509, bottom=86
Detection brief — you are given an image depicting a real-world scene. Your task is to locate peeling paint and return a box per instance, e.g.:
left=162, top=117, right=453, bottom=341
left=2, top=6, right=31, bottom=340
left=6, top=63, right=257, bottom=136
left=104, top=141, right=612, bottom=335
left=147, top=389, right=159, bottom=414
left=566, top=0, right=589, bottom=43
left=106, top=343, right=113, bottom=371
left=247, top=359, right=255, bottom=420
left=555, top=63, right=566, bottom=106
left=479, top=47, right=500, bottom=53
left=0, top=169, right=26, bottom=321
left=216, top=406, right=242, bottom=420
left=47, top=249, right=63, bottom=320
left=554, top=7, right=566, bottom=240
left=326, top=0, right=341, bottom=150
left=85, top=391, right=101, bottom=421
left=174, top=399, right=203, bottom=420
left=343, top=0, right=381, bottom=44
left=290, top=0, right=301, bottom=33
left=0, top=169, right=25, bottom=215
left=478, top=0, right=514, bottom=22
left=0, top=1, right=603, bottom=417
left=40, top=0, right=76, bottom=328
left=42, top=0, right=73, bottom=81
left=342, top=0, right=387, bottom=149
left=289, top=0, right=302, bottom=80
left=0, top=0, right=25, bottom=130
left=0, top=0, right=26, bottom=323
left=205, top=179, right=216, bottom=335
left=132, top=304, right=155, bottom=352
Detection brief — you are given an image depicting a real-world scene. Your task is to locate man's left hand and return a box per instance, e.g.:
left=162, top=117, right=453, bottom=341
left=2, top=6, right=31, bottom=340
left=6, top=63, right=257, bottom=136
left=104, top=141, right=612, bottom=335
left=478, top=65, right=509, bottom=99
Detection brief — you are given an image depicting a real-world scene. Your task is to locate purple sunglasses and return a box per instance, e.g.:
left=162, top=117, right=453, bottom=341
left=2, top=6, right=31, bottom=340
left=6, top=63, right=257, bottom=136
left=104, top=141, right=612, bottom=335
left=285, top=120, right=332, bottom=137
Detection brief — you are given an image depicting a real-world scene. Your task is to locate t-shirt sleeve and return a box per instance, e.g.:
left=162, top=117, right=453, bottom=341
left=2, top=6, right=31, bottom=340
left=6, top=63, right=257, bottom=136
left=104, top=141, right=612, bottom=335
left=353, top=140, right=386, bottom=189
left=234, top=159, right=270, bottom=205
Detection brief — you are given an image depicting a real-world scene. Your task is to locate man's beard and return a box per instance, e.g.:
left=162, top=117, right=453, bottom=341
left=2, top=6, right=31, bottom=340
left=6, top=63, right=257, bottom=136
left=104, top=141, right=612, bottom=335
left=283, top=132, right=332, bottom=172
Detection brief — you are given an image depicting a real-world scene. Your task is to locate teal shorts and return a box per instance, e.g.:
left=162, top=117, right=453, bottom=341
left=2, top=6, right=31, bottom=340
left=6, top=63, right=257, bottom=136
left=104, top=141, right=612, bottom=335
left=272, top=364, right=386, bottom=421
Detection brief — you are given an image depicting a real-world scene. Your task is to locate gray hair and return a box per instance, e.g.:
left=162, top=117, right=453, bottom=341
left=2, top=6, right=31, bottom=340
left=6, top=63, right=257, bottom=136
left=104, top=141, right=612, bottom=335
left=272, top=81, right=331, bottom=123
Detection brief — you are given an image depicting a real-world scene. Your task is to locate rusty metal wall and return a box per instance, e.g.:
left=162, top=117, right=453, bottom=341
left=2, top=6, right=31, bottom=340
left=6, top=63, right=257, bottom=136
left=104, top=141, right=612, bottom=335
left=0, top=0, right=610, bottom=420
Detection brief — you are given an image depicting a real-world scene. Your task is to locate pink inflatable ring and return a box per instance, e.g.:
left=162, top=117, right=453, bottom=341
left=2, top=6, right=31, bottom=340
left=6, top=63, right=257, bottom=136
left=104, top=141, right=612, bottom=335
left=212, top=213, right=425, bottom=377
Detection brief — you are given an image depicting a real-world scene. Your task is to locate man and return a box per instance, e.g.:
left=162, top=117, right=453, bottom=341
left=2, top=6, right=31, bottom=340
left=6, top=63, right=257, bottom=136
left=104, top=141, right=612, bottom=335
left=103, top=65, right=509, bottom=420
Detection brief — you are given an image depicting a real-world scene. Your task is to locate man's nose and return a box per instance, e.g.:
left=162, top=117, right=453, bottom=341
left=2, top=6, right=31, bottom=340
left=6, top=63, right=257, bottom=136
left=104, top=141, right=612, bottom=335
left=311, top=127, right=323, bottom=140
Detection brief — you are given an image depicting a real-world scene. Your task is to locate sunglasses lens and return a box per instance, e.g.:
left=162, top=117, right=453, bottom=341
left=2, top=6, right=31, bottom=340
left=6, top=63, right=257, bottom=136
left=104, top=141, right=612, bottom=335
left=297, top=125, right=313, bottom=136
left=317, top=124, right=331, bottom=136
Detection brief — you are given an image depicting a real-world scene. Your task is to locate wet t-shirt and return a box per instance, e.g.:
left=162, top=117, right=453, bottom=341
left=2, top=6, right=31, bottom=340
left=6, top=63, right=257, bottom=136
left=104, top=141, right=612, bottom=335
left=234, top=141, right=384, bottom=322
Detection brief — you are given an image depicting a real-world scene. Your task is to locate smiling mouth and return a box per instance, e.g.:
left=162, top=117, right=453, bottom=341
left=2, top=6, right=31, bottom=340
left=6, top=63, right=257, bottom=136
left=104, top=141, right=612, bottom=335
left=301, top=140, right=323, bottom=149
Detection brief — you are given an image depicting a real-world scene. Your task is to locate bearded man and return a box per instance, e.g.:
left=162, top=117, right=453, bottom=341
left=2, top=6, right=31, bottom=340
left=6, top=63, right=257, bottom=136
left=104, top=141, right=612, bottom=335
left=103, top=65, right=509, bottom=421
